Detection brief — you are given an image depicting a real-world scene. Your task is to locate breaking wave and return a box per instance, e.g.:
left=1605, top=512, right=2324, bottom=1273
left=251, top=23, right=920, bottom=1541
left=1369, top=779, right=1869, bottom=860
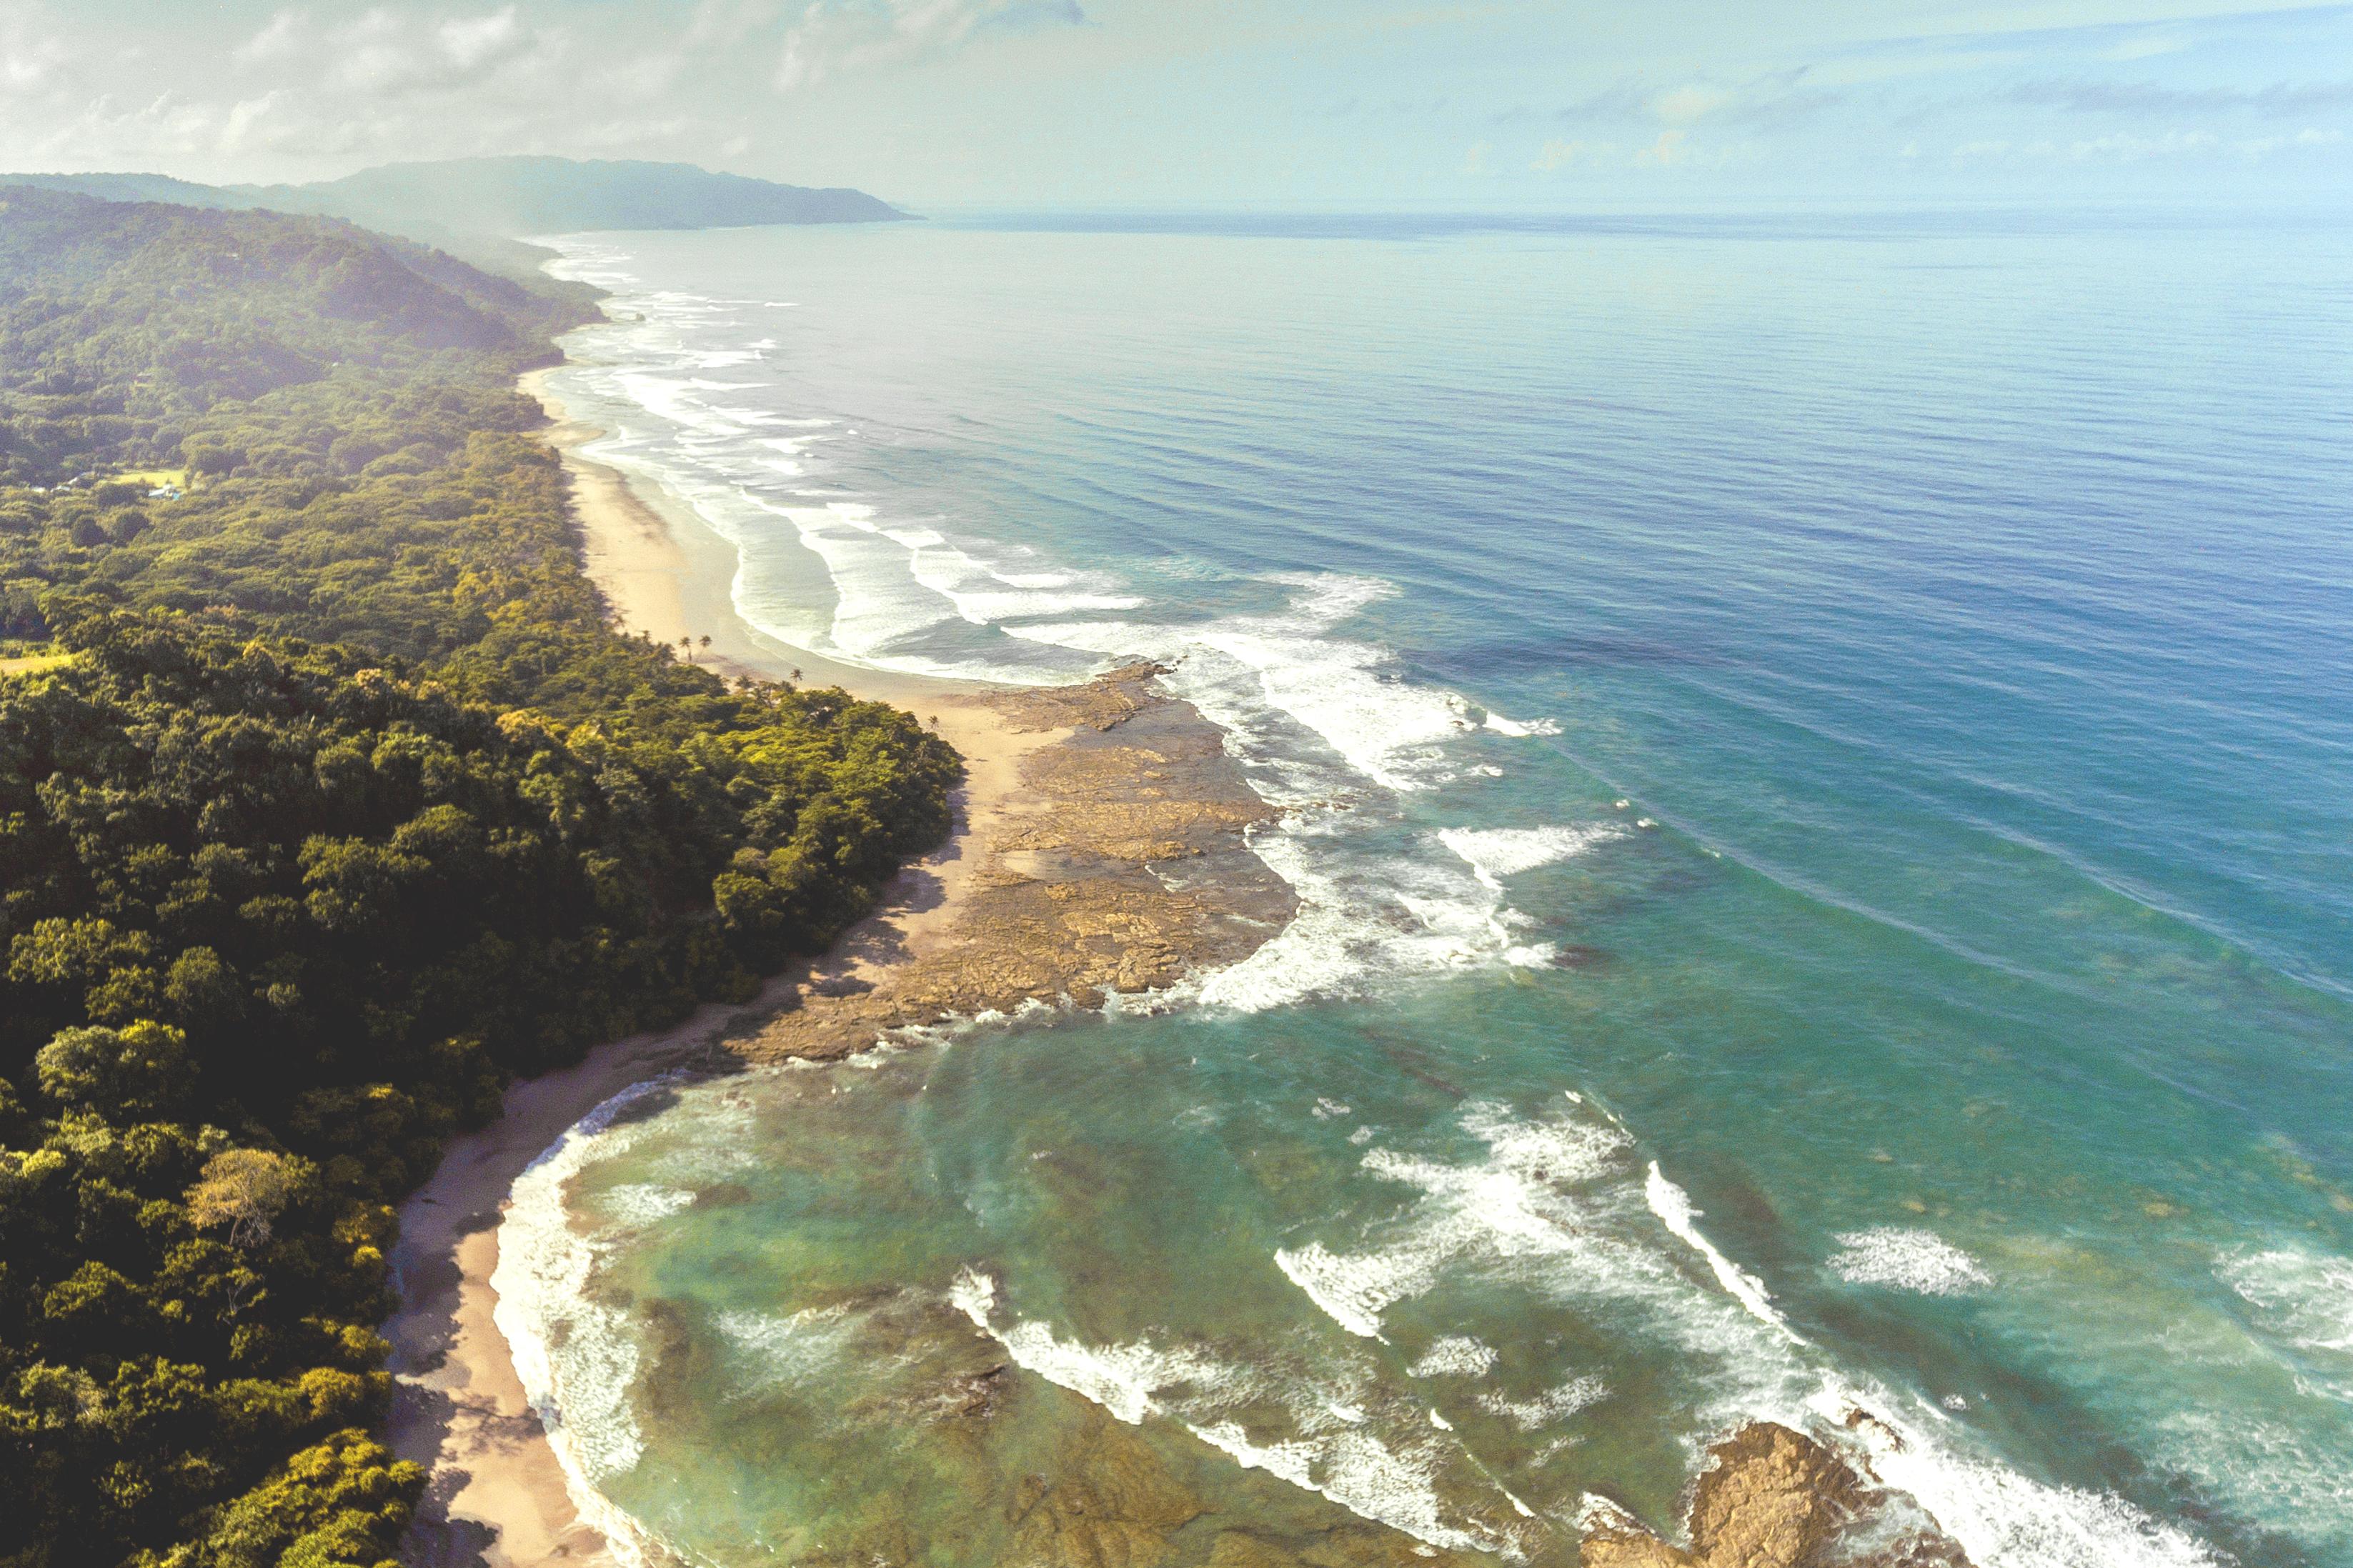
left=540, top=244, right=1610, bottom=1014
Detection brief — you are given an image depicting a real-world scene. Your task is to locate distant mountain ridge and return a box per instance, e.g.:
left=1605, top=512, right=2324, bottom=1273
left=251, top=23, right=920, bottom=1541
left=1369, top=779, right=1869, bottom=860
left=236, top=156, right=910, bottom=234
left=4, top=156, right=910, bottom=273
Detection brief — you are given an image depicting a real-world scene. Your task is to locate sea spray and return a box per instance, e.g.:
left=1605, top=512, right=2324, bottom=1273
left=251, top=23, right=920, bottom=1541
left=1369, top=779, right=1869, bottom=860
left=490, top=1074, right=691, bottom=1568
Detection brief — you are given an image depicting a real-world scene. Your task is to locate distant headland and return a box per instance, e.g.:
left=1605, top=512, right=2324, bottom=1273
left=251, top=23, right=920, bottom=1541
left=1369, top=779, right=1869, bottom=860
left=2, top=154, right=911, bottom=270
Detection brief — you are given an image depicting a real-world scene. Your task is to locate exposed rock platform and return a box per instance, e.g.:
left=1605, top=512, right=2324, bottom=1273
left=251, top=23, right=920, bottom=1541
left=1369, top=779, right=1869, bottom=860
left=734, top=661, right=1295, bottom=1064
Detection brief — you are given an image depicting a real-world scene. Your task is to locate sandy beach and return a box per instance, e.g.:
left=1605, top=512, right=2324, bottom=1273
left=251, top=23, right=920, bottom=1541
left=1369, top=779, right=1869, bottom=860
left=387, top=372, right=1290, bottom=1568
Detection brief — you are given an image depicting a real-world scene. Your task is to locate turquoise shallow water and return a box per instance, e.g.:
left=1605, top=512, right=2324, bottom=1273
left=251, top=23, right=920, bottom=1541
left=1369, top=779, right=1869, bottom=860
left=509, top=211, right=2353, bottom=1567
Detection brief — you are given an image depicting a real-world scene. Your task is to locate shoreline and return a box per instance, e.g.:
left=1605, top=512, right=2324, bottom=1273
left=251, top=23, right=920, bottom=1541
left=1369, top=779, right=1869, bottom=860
left=387, top=369, right=1292, bottom=1567
left=388, top=369, right=1991, bottom=1568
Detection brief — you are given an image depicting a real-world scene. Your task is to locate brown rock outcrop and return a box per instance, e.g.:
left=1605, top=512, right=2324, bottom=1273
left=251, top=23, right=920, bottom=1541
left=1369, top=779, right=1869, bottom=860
left=1579, top=1422, right=1973, bottom=1568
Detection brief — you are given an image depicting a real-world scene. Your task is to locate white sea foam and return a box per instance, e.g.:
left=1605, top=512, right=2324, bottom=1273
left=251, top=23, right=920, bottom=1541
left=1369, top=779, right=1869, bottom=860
left=952, top=1266, right=1240, bottom=1423
left=1831, top=1227, right=1994, bottom=1296
left=1188, top=577, right=1476, bottom=795
left=893, top=527, right=1145, bottom=625
left=947, top=1264, right=998, bottom=1327
left=1438, top=824, right=1620, bottom=889
left=599, top=1182, right=699, bottom=1226
left=1277, top=1104, right=1642, bottom=1341
left=1268, top=1098, right=2220, bottom=1564
left=1189, top=1422, right=1516, bottom=1559
left=1274, top=1238, right=1429, bottom=1339
left=1822, top=1389, right=2224, bottom=1568
left=715, top=1303, right=862, bottom=1389
left=2218, top=1245, right=2353, bottom=1416
left=1408, top=1336, right=1499, bottom=1378
left=992, top=1319, right=1235, bottom=1425
left=491, top=1073, right=698, bottom=1568
left=1476, top=1376, right=1608, bottom=1430
left=1003, top=572, right=1479, bottom=794
left=1190, top=1420, right=1319, bottom=1487
left=1481, top=711, right=1561, bottom=738
left=2222, top=1247, right=2353, bottom=1358
left=1576, top=1492, right=1647, bottom=1539
left=1308, top=1429, right=1513, bottom=1557
left=958, top=1261, right=1531, bottom=1558
left=1643, top=1162, right=1802, bottom=1342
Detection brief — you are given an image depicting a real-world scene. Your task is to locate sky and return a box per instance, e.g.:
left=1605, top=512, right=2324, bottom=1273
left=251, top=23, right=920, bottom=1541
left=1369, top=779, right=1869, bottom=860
left=3, top=0, right=2349, bottom=207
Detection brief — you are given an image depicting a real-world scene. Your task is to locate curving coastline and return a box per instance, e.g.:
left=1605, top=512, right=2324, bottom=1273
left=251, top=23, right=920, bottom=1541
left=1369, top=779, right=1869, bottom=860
left=385, top=375, right=1298, bottom=1567
left=386, top=374, right=1994, bottom=1568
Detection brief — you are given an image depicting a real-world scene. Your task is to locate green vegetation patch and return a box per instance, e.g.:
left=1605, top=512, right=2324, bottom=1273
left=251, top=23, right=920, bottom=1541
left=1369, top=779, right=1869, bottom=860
left=0, top=187, right=960, bottom=1568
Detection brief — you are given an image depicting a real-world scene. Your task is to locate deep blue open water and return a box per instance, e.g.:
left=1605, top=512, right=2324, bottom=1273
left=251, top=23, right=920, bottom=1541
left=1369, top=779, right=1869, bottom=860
left=506, top=210, right=2353, bottom=1567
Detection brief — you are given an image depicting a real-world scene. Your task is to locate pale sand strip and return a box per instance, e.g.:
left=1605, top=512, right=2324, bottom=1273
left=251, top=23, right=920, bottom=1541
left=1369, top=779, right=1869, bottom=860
left=387, top=374, right=1054, bottom=1568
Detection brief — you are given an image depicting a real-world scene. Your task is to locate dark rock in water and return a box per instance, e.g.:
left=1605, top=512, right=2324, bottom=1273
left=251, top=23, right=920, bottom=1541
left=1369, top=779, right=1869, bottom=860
left=922, top=1362, right=1010, bottom=1422
left=1002, top=1412, right=1208, bottom=1568
left=688, top=1181, right=753, bottom=1209
left=1579, top=1422, right=1974, bottom=1568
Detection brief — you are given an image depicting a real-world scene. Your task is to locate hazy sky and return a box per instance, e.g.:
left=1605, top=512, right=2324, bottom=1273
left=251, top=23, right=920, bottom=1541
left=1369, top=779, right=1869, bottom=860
left=5, top=1, right=2349, bottom=206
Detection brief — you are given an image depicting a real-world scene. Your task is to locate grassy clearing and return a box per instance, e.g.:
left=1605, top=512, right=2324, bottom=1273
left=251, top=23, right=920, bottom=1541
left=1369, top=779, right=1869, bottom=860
left=0, top=650, right=73, bottom=676
left=113, top=467, right=189, bottom=491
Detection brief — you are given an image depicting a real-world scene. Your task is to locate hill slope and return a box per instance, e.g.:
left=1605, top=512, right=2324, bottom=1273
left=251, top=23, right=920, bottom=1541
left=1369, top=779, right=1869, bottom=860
left=0, top=186, right=582, bottom=484
left=7, top=156, right=910, bottom=265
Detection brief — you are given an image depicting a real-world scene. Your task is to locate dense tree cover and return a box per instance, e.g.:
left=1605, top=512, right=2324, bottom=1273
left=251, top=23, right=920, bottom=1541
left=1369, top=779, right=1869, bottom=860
left=0, top=186, right=586, bottom=486
left=0, top=190, right=961, bottom=1568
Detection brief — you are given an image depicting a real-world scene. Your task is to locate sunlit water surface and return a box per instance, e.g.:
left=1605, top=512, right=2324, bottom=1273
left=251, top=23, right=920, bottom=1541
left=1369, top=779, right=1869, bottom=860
left=507, top=211, right=2353, bottom=1568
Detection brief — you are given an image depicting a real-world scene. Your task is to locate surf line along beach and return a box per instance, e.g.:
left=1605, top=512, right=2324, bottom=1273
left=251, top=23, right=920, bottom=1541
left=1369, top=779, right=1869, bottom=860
left=379, top=371, right=1298, bottom=1567
left=382, top=374, right=1992, bottom=1568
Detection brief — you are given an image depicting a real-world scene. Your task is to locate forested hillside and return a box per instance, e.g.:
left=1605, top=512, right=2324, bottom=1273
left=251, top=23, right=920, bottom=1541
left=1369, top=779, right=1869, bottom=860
left=0, top=190, right=960, bottom=1568
left=0, top=186, right=595, bottom=486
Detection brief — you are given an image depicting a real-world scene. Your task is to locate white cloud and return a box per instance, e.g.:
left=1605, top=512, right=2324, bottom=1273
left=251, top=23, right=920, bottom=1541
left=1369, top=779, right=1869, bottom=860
left=324, top=6, right=549, bottom=96
left=2236, top=125, right=2342, bottom=156
left=777, top=0, right=1085, bottom=90
left=220, top=93, right=284, bottom=151
left=1652, top=82, right=1730, bottom=122
left=2068, top=128, right=2216, bottom=158
left=2101, top=31, right=2188, bottom=61
left=234, top=11, right=307, bottom=66
left=1531, top=137, right=1593, bottom=171
left=438, top=7, right=525, bottom=71
left=0, top=19, right=69, bottom=90
left=1636, top=126, right=1691, bottom=164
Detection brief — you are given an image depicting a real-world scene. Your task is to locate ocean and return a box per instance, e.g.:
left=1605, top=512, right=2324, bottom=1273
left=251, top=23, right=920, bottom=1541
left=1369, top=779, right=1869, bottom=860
left=506, top=209, right=2353, bottom=1567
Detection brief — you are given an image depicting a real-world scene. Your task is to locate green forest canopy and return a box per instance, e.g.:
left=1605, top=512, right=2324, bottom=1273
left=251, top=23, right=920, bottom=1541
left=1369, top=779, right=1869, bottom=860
left=0, top=186, right=961, bottom=1568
